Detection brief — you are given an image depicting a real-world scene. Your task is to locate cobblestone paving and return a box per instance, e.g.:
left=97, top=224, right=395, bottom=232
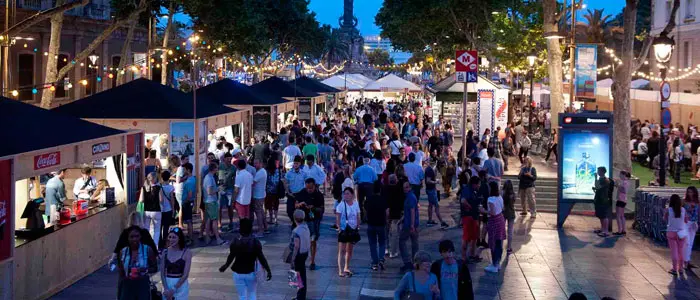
left=51, top=189, right=700, bottom=300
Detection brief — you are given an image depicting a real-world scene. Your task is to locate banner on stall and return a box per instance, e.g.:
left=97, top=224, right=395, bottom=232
left=494, top=89, right=509, bottom=131
left=126, top=132, right=143, bottom=207
left=198, top=120, right=207, bottom=172
left=575, top=44, right=597, bottom=102
left=170, top=122, right=195, bottom=171
left=298, top=99, right=312, bottom=126
left=0, top=159, right=12, bottom=262
left=477, top=90, right=494, bottom=137
left=253, top=106, right=272, bottom=140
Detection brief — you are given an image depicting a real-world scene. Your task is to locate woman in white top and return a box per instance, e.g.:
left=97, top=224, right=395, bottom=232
left=160, top=171, right=175, bottom=249
left=480, top=181, right=506, bottom=273
left=665, top=194, right=689, bottom=275
left=335, top=187, right=361, bottom=278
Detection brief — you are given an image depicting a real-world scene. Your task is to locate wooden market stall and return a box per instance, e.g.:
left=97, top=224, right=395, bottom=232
left=51, top=78, right=250, bottom=171
left=195, top=78, right=296, bottom=139
left=0, top=97, right=142, bottom=300
left=290, top=76, right=345, bottom=113
left=252, top=76, right=324, bottom=126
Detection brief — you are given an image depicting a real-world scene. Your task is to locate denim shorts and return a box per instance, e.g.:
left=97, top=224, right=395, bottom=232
left=426, top=189, right=438, bottom=205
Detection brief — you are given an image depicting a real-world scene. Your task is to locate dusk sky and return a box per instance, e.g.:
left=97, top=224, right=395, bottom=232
left=308, top=0, right=627, bottom=37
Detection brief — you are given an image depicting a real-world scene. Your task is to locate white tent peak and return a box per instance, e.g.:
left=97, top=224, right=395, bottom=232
left=363, top=74, right=422, bottom=92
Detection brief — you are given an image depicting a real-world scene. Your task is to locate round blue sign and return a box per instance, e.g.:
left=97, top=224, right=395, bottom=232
left=662, top=108, right=672, bottom=128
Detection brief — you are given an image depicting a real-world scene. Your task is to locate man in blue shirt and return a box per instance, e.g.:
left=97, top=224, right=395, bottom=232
left=403, top=153, right=425, bottom=200
left=181, top=162, right=196, bottom=244
left=353, top=156, right=377, bottom=223
left=44, top=169, right=67, bottom=222
left=483, top=148, right=504, bottom=185
left=399, top=181, right=420, bottom=272
left=430, top=240, right=473, bottom=300
left=285, top=155, right=306, bottom=228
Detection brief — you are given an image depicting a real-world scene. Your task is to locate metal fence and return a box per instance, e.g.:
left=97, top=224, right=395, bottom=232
left=634, top=187, right=687, bottom=242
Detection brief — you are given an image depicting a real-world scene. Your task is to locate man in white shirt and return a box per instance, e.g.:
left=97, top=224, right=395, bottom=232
left=252, top=159, right=268, bottom=236
left=303, top=154, right=327, bottom=191
left=174, top=154, right=188, bottom=227
left=233, top=159, right=254, bottom=220
left=203, top=162, right=224, bottom=245
left=641, top=123, right=651, bottom=140
left=411, top=141, right=425, bottom=166
left=73, top=166, right=97, bottom=199
left=478, top=142, right=489, bottom=168
left=283, top=140, right=302, bottom=171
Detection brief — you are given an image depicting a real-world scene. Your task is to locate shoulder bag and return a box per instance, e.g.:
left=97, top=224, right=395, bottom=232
left=400, top=271, right=425, bottom=300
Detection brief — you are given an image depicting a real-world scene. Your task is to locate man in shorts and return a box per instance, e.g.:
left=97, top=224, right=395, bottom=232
left=252, top=158, right=268, bottom=236
left=233, top=159, right=254, bottom=219
left=460, top=176, right=483, bottom=262
left=295, top=178, right=325, bottom=270
left=203, top=161, right=225, bottom=245
left=218, top=152, right=235, bottom=231
left=181, top=162, right=196, bottom=244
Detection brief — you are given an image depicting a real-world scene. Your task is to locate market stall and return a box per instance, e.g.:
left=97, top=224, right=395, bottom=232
left=252, top=76, right=324, bottom=126
left=0, top=97, right=141, bottom=300
left=52, top=78, right=249, bottom=172
left=428, top=75, right=510, bottom=137
left=196, top=78, right=296, bottom=139
left=290, top=76, right=345, bottom=113
left=363, top=74, right=422, bottom=101
left=321, top=73, right=373, bottom=103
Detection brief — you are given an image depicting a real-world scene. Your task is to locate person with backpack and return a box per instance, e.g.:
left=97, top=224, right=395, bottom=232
left=219, top=219, right=272, bottom=299
left=430, top=240, right=474, bottom=300
left=593, top=166, right=613, bottom=238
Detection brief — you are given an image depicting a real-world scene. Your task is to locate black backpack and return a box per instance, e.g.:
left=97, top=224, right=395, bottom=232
left=607, top=178, right=615, bottom=202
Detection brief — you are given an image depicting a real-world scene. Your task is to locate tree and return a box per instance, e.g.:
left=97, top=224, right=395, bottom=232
left=324, top=28, right=350, bottom=68
left=184, top=0, right=328, bottom=82
left=582, top=9, right=612, bottom=43
left=367, top=49, right=393, bottom=66
left=160, top=0, right=181, bottom=85
left=543, top=0, right=565, bottom=130
left=40, top=0, right=152, bottom=108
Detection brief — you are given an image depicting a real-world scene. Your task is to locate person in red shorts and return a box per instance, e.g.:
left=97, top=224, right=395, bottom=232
left=460, top=175, right=484, bottom=262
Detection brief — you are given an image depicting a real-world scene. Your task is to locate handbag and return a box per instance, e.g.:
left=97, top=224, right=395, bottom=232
left=400, top=271, right=425, bottom=300
left=340, top=202, right=360, bottom=243
left=679, top=227, right=689, bottom=239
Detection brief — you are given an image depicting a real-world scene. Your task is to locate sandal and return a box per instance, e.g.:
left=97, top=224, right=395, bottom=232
left=597, top=232, right=609, bottom=238
left=338, top=272, right=347, bottom=277
left=669, top=270, right=678, bottom=275
left=344, top=270, right=354, bottom=277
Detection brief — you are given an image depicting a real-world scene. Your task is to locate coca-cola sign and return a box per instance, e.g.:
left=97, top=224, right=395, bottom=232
left=92, top=142, right=111, bottom=155
left=34, top=152, right=61, bottom=170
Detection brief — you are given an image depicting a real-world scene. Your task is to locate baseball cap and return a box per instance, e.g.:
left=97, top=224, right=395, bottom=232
left=232, top=149, right=241, bottom=156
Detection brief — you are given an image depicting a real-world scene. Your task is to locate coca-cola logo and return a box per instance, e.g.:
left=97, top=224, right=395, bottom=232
left=34, top=152, right=61, bottom=170
left=92, top=142, right=111, bottom=155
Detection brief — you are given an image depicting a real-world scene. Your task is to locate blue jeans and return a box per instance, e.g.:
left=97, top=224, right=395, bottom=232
left=399, top=227, right=419, bottom=268
left=233, top=272, right=257, bottom=300
left=367, top=225, right=387, bottom=265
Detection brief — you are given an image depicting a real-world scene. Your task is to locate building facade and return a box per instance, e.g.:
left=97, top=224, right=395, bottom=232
left=651, top=0, right=700, bottom=93
left=363, top=35, right=412, bottom=64
left=1, top=0, right=148, bottom=106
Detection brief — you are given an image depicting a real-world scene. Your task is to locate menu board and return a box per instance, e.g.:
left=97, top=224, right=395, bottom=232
left=298, top=99, right=311, bottom=126
left=253, top=106, right=272, bottom=139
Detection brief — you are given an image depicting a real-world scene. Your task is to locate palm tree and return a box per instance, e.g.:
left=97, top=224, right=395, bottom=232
left=324, top=29, right=350, bottom=68
left=582, top=9, right=612, bottom=43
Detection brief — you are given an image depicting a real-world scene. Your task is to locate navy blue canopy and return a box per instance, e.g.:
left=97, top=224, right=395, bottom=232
left=251, top=76, right=319, bottom=98
left=289, top=76, right=341, bottom=94
left=52, top=78, right=237, bottom=119
left=0, top=97, right=125, bottom=157
left=195, top=78, right=290, bottom=105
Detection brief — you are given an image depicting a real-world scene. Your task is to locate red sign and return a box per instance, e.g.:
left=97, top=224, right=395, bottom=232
left=34, top=151, right=61, bottom=170
left=0, top=159, right=12, bottom=262
left=455, top=50, right=478, bottom=72
left=92, top=142, right=111, bottom=155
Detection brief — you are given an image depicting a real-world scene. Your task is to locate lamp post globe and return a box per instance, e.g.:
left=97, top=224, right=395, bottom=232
left=653, top=34, right=675, bottom=64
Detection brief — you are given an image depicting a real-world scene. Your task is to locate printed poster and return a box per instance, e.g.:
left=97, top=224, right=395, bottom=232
left=477, top=90, right=494, bottom=137
left=493, top=89, right=509, bottom=131
left=560, top=131, right=611, bottom=200
left=198, top=120, right=207, bottom=173
left=575, top=44, right=597, bottom=101
left=0, top=159, right=12, bottom=262
left=170, top=121, right=195, bottom=170
left=126, top=133, right=143, bottom=207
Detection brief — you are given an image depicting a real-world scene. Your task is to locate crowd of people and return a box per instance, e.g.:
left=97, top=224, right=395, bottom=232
left=110, top=97, right=668, bottom=300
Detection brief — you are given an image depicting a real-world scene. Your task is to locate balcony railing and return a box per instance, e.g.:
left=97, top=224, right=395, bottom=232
left=3, top=0, right=113, bottom=21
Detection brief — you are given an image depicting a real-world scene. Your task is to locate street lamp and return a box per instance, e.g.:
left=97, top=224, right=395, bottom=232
left=653, top=33, right=675, bottom=186
left=527, top=53, right=537, bottom=131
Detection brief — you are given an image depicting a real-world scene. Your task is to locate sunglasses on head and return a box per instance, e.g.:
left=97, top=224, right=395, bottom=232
left=169, top=227, right=181, bottom=233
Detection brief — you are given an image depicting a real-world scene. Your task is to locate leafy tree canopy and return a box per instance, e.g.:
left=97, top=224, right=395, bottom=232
left=367, top=49, right=393, bottom=66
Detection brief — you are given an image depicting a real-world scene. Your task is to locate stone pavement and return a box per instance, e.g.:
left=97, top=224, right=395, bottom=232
left=51, top=188, right=700, bottom=300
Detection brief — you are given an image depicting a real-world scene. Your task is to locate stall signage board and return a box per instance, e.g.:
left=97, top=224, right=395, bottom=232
left=34, top=151, right=60, bottom=170
left=455, top=50, right=478, bottom=83
left=0, top=159, right=11, bottom=262
left=92, top=142, right=111, bottom=155
left=252, top=106, right=272, bottom=140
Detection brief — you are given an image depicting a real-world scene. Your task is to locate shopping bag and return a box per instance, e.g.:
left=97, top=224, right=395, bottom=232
left=287, top=269, right=304, bottom=289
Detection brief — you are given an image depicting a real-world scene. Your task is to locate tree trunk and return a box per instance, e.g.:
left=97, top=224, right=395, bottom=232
left=161, top=2, right=175, bottom=85
left=543, top=0, right=564, bottom=130
left=612, top=0, right=638, bottom=173
left=116, top=19, right=137, bottom=85
left=39, top=0, right=65, bottom=109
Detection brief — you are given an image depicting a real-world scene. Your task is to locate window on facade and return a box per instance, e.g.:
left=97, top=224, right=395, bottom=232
left=86, top=59, right=97, bottom=95
left=111, top=56, right=120, bottom=87
left=688, top=0, right=696, bottom=18
left=55, top=54, right=68, bottom=98
left=18, top=53, right=34, bottom=101
left=684, top=41, right=692, bottom=68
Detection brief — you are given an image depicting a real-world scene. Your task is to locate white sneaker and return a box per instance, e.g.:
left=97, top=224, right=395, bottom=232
left=484, top=265, right=499, bottom=273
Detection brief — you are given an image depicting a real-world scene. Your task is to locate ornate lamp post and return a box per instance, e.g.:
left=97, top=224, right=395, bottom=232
left=653, top=33, right=674, bottom=186
left=527, top=53, right=537, bottom=131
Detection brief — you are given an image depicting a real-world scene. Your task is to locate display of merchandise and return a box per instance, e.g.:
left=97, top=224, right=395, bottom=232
left=441, top=102, right=476, bottom=137
left=575, top=152, right=596, bottom=195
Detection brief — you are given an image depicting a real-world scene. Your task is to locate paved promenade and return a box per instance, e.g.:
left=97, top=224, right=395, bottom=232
left=51, top=186, right=700, bottom=300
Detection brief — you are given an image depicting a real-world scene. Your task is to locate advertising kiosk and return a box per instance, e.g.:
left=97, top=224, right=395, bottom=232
left=557, top=111, right=614, bottom=227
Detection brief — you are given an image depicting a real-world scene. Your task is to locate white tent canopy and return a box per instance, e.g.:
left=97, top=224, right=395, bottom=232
left=363, top=74, right=422, bottom=92
left=321, top=74, right=373, bottom=91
